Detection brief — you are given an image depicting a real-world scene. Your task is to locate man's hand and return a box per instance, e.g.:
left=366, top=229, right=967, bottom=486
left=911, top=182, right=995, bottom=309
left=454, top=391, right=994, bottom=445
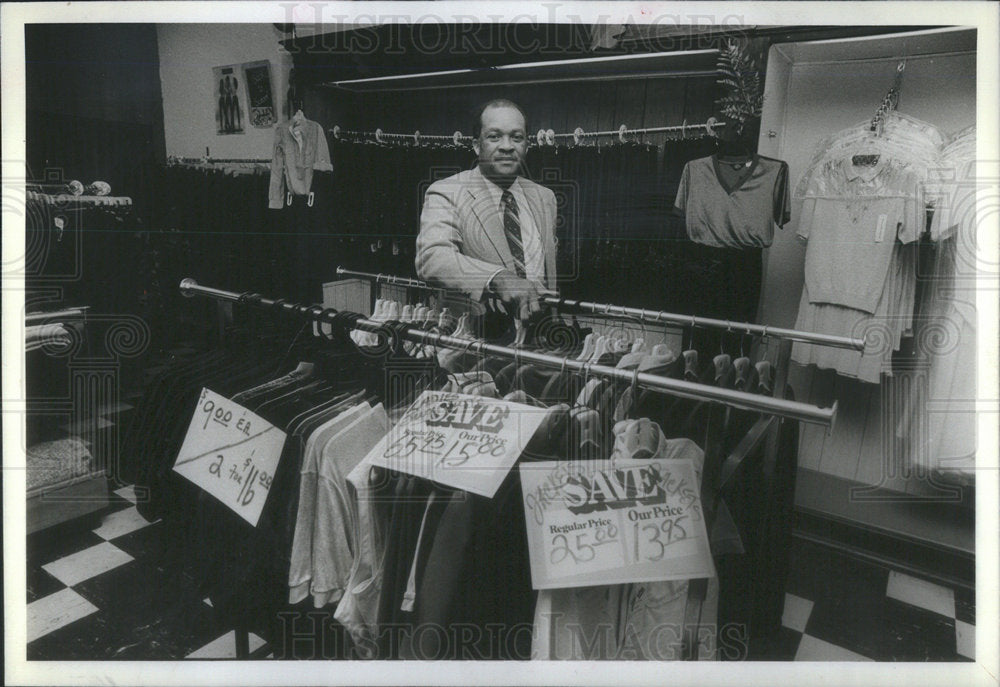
left=488, top=270, right=543, bottom=321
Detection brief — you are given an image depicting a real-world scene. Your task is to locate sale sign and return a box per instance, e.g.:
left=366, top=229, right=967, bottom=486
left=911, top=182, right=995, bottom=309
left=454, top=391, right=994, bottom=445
left=172, top=388, right=286, bottom=526
left=519, top=457, right=715, bottom=589
left=362, top=391, right=547, bottom=498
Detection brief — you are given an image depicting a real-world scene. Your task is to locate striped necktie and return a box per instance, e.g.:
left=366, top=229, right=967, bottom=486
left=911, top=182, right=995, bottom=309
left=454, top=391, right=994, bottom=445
left=501, top=190, right=526, bottom=278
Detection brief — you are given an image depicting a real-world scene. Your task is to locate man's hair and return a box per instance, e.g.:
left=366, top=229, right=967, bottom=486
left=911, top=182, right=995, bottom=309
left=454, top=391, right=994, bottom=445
left=472, top=99, right=528, bottom=139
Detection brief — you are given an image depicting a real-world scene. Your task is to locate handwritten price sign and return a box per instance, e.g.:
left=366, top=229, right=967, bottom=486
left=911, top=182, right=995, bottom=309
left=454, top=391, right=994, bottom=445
left=519, top=458, right=715, bottom=589
left=362, top=391, right=546, bottom=498
left=172, top=388, right=286, bottom=526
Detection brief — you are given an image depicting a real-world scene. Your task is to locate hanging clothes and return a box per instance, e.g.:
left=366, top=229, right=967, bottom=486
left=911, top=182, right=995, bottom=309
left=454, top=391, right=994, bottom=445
left=129, top=297, right=802, bottom=660
left=895, top=126, right=976, bottom=481
left=268, top=115, right=332, bottom=209
left=790, top=112, right=944, bottom=383
left=674, top=153, right=790, bottom=249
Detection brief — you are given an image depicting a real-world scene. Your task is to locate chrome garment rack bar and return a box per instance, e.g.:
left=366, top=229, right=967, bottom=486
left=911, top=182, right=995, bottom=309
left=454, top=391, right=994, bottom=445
left=180, top=278, right=836, bottom=428
left=166, top=156, right=271, bottom=165
left=25, top=307, right=90, bottom=324
left=330, top=118, right=724, bottom=147
left=333, top=266, right=866, bottom=352
left=541, top=296, right=865, bottom=351
left=26, top=191, right=133, bottom=208
left=551, top=118, right=724, bottom=144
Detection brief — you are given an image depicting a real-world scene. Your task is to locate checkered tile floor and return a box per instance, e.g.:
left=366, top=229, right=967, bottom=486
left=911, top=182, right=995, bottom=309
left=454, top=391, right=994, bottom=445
left=27, top=484, right=975, bottom=661
left=754, top=539, right=975, bottom=661
left=27, top=485, right=269, bottom=659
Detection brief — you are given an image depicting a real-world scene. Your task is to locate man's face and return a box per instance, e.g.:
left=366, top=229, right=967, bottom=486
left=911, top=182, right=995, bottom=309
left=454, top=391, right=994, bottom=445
left=474, top=105, right=527, bottom=182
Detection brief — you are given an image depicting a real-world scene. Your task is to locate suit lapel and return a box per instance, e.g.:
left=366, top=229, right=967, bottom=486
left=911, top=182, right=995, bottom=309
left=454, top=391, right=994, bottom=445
left=468, top=170, right=514, bottom=268
left=521, top=182, right=557, bottom=289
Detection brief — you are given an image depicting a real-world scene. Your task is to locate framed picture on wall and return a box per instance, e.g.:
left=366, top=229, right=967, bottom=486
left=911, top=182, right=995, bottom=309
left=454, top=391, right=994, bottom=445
left=242, top=60, right=276, bottom=128
left=212, top=64, right=245, bottom=135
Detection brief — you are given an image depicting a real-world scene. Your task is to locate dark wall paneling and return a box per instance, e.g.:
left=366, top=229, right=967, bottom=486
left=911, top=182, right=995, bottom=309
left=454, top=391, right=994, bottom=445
left=25, top=24, right=166, bottom=209
left=26, top=24, right=164, bottom=126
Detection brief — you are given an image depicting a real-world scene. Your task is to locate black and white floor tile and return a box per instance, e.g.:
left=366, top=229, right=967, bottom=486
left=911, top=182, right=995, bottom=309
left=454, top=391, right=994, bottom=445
left=27, top=485, right=975, bottom=662
left=26, top=488, right=263, bottom=660
left=753, top=539, right=975, bottom=662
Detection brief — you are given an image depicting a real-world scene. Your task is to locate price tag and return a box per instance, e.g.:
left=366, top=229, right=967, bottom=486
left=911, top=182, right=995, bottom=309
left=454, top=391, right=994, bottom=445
left=362, top=391, right=547, bottom=498
left=519, top=458, right=715, bottom=589
left=875, top=213, right=888, bottom=243
left=172, top=388, right=286, bottom=526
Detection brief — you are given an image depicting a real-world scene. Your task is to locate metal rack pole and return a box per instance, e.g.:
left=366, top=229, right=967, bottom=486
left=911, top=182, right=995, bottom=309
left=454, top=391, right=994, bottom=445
left=333, top=266, right=866, bottom=352
left=180, top=278, right=837, bottom=428
left=329, top=120, right=726, bottom=145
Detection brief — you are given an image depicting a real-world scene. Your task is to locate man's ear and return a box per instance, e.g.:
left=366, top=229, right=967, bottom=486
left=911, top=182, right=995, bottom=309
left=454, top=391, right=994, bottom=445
left=472, top=139, right=480, bottom=157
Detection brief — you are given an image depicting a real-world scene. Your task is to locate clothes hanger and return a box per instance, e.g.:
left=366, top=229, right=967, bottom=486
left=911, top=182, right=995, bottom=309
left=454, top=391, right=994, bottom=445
left=454, top=313, right=470, bottom=338
left=386, top=301, right=401, bottom=325
left=588, top=335, right=610, bottom=363
left=628, top=312, right=648, bottom=354
left=610, top=336, right=628, bottom=354
left=575, top=332, right=596, bottom=361
left=649, top=343, right=671, bottom=357
left=437, top=307, right=453, bottom=334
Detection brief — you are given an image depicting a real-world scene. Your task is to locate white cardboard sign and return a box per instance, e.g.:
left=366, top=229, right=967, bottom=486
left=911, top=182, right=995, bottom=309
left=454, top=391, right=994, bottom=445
left=362, top=390, right=547, bottom=498
left=519, top=457, right=716, bottom=589
left=172, top=388, right=286, bottom=526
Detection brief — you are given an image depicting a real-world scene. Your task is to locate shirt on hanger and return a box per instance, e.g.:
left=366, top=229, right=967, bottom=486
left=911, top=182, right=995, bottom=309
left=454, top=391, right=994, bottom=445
left=287, top=401, right=370, bottom=604
left=311, top=403, right=389, bottom=608
left=674, top=155, right=790, bottom=248
left=797, top=157, right=924, bottom=313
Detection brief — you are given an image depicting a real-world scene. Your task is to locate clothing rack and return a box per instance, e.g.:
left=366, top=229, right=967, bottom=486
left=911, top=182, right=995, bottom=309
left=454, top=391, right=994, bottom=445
left=181, top=276, right=823, bottom=653
left=330, top=118, right=725, bottom=147
left=331, top=125, right=467, bottom=146
left=26, top=190, right=133, bottom=208
left=25, top=306, right=90, bottom=325
left=333, top=266, right=866, bottom=352
left=333, top=264, right=840, bottom=595
left=166, top=156, right=270, bottom=166
left=179, top=278, right=835, bottom=427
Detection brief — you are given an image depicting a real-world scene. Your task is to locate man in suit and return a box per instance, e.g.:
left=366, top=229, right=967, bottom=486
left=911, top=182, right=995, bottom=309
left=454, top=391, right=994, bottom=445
left=416, top=99, right=557, bottom=322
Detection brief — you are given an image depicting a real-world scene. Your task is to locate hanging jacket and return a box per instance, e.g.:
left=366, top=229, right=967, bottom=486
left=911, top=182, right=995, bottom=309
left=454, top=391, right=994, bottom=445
left=268, top=118, right=332, bottom=209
